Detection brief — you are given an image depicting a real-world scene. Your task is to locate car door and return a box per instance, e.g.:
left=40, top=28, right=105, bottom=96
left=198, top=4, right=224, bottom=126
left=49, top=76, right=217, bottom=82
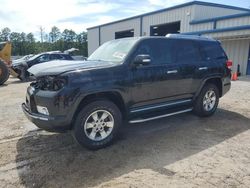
left=193, top=41, right=228, bottom=92
left=130, top=38, right=188, bottom=109
left=171, top=39, right=203, bottom=97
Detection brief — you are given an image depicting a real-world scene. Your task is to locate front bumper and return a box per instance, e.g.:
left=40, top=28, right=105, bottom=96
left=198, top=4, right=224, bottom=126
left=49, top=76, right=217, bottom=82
left=22, top=103, right=70, bottom=132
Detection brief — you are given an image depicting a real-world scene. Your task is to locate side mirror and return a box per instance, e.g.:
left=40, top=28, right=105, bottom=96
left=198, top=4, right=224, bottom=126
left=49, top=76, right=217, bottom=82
left=133, top=54, right=151, bottom=66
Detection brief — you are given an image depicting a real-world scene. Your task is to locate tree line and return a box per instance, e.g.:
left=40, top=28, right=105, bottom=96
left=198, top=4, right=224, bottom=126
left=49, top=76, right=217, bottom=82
left=0, top=26, right=88, bottom=57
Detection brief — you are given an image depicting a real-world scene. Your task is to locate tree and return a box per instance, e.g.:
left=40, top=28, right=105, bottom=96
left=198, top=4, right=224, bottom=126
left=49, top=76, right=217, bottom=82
left=77, top=32, right=87, bottom=43
left=62, top=29, right=77, bottom=42
left=9, top=32, right=21, bottom=42
left=0, top=27, right=11, bottom=41
left=26, top=33, right=35, bottom=43
left=0, top=26, right=88, bottom=56
left=9, top=32, right=22, bottom=55
left=20, top=32, right=26, bottom=42
left=49, top=26, right=61, bottom=42
left=25, top=33, right=36, bottom=54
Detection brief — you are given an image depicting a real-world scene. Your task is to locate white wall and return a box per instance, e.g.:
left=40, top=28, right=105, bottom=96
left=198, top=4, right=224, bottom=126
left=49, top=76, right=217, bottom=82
left=142, top=5, right=194, bottom=35
left=100, top=18, right=141, bottom=44
left=221, top=39, right=250, bottom=75
left=193, top=5, right=247, bottom=20
left=217, top=16, right=250, bottom=28
left=87, top=3, right=250, bottom=57
left=87, top=27, right=99, bottom=56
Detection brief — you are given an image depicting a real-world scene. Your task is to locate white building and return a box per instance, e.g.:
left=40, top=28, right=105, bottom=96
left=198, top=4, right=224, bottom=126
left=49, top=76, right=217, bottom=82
left=87, top=1, right=250, bottom=75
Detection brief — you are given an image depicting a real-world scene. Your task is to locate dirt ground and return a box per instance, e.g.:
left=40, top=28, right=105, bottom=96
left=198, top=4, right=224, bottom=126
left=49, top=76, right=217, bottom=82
left=0, top=76, right=249, bottom=188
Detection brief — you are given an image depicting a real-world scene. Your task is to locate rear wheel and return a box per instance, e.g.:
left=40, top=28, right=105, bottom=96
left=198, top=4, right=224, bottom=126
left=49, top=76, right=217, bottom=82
left=72, top=100, right=122, bottom=150
left=0, top=60, right=9, bottom=85
left=193, top=83, right=219, bottom=117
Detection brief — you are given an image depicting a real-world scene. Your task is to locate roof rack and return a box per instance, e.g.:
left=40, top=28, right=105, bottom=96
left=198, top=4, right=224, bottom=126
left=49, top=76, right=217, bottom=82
left=165, top=34, right=215, bottom=41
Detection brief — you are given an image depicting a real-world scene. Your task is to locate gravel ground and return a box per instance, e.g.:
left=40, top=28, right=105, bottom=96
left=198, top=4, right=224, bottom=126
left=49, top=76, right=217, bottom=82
left=0, top=76, right=249, bottom=188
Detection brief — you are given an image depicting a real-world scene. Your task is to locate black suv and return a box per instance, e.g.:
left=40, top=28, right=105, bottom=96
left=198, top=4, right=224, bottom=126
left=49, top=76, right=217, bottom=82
left=12, top=51, right=73, bottom=81
left=22, top=35, right=232, bottom=149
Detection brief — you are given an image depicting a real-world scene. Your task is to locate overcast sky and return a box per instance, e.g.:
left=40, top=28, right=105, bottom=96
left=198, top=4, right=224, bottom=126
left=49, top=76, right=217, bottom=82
left=0, top=0, right=249, bottom=35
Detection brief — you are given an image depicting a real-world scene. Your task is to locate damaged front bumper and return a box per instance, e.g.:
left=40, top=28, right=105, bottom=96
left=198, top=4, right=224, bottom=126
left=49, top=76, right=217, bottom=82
left=22, top=103, right=70, bottom=132
left=22, top=85, right=81, bottom=132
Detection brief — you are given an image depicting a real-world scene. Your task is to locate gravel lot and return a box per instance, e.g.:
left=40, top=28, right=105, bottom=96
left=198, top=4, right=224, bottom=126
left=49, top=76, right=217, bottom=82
left=0, top=77, right=249, bottom=188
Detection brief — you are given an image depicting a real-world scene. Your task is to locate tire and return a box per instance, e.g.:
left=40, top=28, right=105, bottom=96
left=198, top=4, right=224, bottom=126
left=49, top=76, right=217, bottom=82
left=72, top=100, right=122, bottom=150
left=0, top=60, right=9, bottom=85
left=193, top=83, right=219, bottom=117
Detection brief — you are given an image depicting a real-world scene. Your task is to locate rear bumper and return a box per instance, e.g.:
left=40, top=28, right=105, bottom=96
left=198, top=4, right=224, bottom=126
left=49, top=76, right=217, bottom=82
left=22, top=103, right=70, bottom=132
left=222, top=82, right=231, bottom=97
left=221, top=75, right=231, bottom=97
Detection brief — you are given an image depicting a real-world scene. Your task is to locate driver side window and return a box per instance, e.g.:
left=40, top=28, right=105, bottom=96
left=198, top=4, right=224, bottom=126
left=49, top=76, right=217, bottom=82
left=37, top=54, right=49, bottom=63
left=133, top=39, right=172, bottom=65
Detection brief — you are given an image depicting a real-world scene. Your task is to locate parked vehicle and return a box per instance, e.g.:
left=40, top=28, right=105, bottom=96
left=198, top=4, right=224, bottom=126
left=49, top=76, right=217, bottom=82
left=22, top=35, right=232, bottom=150
left=12, top=54, right=34, bottom=64
left=0, top=42, right=19, bottom=85
left=11, top=51, right=74, bottom=81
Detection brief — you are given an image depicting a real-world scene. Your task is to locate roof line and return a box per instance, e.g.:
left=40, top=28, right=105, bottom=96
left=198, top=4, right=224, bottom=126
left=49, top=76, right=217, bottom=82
left=194, top=1, right=250, bottom=12
left=87, top=1, right=250, bottom=30
left=183, top=25, right=250, bottom=35
left=190, top=12, right=250, bottom=24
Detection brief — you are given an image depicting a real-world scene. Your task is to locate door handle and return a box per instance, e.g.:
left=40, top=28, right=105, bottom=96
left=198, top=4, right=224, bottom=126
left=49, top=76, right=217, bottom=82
left=198, top=67, right=208, bottom=70
left=167, top=70, right=178, bottom=74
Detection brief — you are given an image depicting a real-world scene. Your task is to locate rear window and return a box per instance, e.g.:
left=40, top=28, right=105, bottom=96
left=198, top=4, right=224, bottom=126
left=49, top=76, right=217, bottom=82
left=172, top=39, right=201, bottom=64
left=133, top=38, right=202, bottom=65
left=200, top=41, right=227, bottom=61
left=61, top=54, right=73, bottom=60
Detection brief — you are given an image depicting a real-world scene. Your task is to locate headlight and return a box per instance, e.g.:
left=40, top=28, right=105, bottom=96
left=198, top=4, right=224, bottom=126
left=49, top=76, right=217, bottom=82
left=52, top=77, right=67, bottom=90
left=33, top=76, right=68, bottom=91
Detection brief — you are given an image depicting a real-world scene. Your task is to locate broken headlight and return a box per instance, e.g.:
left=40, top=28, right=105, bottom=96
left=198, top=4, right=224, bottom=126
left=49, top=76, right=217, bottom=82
left=32, top=76, right=68, bottom=91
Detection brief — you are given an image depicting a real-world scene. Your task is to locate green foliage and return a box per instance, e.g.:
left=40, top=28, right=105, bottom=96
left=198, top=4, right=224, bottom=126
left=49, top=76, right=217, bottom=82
left=0, top=27, right=11, bottom=41
left=0, top=27, right=88, bottom=57
left=49, top=26, right=60, bottom=42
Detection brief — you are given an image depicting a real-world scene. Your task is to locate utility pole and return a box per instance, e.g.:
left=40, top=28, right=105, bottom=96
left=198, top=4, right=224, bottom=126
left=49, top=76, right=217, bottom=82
left=39, top=26, right=45, bottom=43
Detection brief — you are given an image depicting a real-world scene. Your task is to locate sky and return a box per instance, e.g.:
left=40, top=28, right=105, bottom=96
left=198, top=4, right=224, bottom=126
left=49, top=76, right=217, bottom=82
left=0, top=0, right=249, bottom=36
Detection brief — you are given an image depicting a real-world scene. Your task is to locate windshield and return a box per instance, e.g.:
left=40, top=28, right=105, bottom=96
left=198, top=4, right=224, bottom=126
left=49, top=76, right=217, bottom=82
left=88, top=38, right=138, bottom=63
left=28, top=53, right=42, bottom=61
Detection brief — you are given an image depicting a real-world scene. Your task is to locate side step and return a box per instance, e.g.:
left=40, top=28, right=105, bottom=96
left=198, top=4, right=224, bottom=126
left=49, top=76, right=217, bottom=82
left=129, top=108, right=193, bottom=124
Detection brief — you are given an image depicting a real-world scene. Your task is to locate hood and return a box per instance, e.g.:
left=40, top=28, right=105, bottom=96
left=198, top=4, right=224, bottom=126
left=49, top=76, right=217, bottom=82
left=28, top=60, right=118, bottom=77
left=12, top=59, right=27, bottom=66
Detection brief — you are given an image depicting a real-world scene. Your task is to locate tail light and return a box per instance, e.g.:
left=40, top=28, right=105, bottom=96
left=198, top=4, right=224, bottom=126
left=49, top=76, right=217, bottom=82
left=226, top=60, right=233, bottom=69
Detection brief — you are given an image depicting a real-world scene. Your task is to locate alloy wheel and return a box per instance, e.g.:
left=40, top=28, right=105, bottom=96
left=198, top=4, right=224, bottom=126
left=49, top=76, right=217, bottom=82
left=84, top=110, right=114, bottom=141
left=203, top=90, right=216, bottom=111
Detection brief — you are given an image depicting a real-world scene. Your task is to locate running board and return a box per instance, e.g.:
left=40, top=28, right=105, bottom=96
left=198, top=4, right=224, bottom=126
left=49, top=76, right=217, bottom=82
left=129, top=108, right=193, bottom=124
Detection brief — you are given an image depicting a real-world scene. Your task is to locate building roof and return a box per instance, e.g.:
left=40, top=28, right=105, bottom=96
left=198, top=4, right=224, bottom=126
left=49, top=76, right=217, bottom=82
left=87, top=1, right=250, bottom=30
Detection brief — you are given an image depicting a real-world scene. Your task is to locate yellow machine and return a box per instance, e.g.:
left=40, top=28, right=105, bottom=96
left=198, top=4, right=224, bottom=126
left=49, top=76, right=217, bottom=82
left=0, top=42, right=18, bottom=85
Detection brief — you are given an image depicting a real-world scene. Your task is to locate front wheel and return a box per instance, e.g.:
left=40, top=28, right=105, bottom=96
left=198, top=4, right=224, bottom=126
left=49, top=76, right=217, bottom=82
left=72, top=100, right=122, bottom=150
left=0, top=60, right=9, bottom=85
left=193, top=84, right=219, bottom=117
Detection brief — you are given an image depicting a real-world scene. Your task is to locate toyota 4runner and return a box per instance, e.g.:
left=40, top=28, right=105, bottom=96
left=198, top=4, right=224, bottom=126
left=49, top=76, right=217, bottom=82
left=22, top=34, right=232, bottom=149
